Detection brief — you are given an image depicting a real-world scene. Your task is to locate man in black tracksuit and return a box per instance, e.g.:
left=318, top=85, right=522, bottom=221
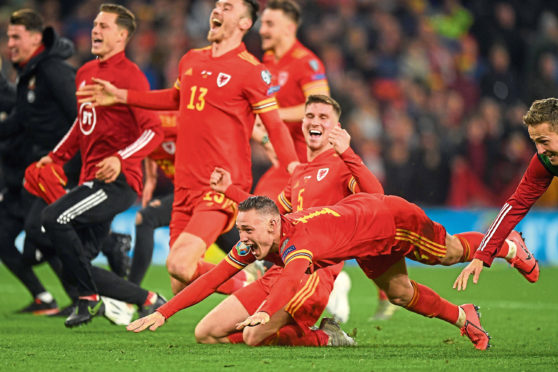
left=0, top=9, right=77, bottom=314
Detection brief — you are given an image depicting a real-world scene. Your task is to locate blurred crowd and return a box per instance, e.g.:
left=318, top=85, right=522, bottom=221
left=2, top=0, right=558, bottom=207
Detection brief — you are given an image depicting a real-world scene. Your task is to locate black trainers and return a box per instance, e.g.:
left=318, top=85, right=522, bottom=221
left=102, top=232, right=132, bottom=277
left=49, top=301, right=78, bottom=317
left=64, top=298, right=105, bottom=328
left=138, top=293, right=167, bottom=318
left=319, top=318, right=356, bottom=346
left=17, top=298, right=59, bottom=315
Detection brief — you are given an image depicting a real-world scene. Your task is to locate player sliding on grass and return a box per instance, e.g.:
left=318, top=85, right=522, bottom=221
left=129, top=191, right=537, bottom=349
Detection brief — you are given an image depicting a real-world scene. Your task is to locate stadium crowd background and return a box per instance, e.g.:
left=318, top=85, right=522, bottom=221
left=2, top=0, right=558, bottom=207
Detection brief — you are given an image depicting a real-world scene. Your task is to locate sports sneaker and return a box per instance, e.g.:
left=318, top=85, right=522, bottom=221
left=64, top=298, right=105, bottom=328
left=17, top=298, right=59, bottom=315
left=138, top=293, right=167, bottom=318
left=326, top=271, right=351, bottom=323
left=459, top=304, right=490, bottom=350
left=319, top=317, right=356, bottom=346
left=49, top=301, right=77, bottom=317
left=101, top=297, right=135, bottom=326
left=102, top=232, right=132, bottom=278
left=506, top=231, right=539, bottom=283
left=369, top=299, right=399, bottom=321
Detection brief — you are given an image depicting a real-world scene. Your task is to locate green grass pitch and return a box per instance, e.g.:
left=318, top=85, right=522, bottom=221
left=1, top=263, right=556, bottom=371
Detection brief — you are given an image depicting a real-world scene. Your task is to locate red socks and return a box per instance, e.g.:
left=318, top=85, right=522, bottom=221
left=226, top=326, right=329, bottom=346
left=378, top=289, right=389, bottom=301
left=455, top=231, right=510, bottom=261
left=405, top=280, right=459, bottom=324
left=194, top=261, right=247, bottom=295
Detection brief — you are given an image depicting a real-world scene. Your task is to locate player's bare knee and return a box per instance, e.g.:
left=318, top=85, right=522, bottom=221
left=166, top=259, right=193, bottom=283
left=135, top=212, right=143, bottom=225
left=194, top=322, right=214, bottom=344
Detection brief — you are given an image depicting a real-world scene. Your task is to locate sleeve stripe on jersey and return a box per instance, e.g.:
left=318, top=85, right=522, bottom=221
left=53, top=118, right=78, bottom=154
left=395, top=229, right=446, bottom=256
left=278, top=191, right=292, bottom=212
left=285, top=272, right=319, bottom=315
left=478, top=203, right=512, bottom=252
left=118, top=129, right=156, bottom=159
left=348, top=177, right=357, bottom=193
left=284, top=250, right=313, bottom=265
left=225, top=254, right=247, bottom=270
left=302, top=81, right=329, bottom=95
left=238, top=51, right=260, bottom=66
left=174, top=79, right=181, bottom=90
left=252, top=97, right=279, bottom=114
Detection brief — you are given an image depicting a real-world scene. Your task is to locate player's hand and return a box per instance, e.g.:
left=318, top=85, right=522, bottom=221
left=95, top=156, right=121, bottom=183
left=36, top=155, right=53, bottom=168
left=142, top=179, right=156, bottom=207
left=126, top=311, right=165, bottom=333
left=209, top=167, right=232, bottom=193
left=235, top=311, right=270, bottom=330
left=287, top=161, right=300, bottom=174
left=76, top=77, right=127, bottom=106
left=453, top=258, right=484, bottom=291
left=328, top=126, right=350, bottom=154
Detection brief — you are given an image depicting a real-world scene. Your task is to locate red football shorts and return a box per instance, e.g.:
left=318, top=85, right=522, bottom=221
left=357, top=196, right=447, bottom=279
left=170, top=187, right=237, bottom=247
left=234, top=265, right=335, bottom=332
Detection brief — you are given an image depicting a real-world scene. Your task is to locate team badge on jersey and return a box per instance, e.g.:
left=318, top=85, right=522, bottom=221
left=217, top=72, right=231, bottom=87
left=261, top=70, right=272, bottom=85
left=234, top=241, right=250, bottom=256
left=309, top=59, right=319, bottom=71
left=278, top=71, right=289, bottom=86
left=317, top=168, right=329, bottom=181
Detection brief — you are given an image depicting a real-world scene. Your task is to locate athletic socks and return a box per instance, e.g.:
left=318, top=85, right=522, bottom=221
left=455, top=232, right=484, bottom=262
left=143, top=291, right=157, bottom=307
left=405, top=280, right=459, bottom=324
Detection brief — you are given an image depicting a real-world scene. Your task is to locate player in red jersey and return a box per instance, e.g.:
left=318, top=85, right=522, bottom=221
left=37, top=4, right=164, bottom=328
left=128, top=193, right=495, bottom=349
left=454, top=98, right=556, bottom=290
left=253, top=0, right=330, bottom=199
left=77, top=0, right=298, bottom=295
left=191, top=95, right=382, bottom=345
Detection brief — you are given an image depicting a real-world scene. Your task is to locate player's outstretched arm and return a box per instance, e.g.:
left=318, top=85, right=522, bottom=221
left=127, top=311, right=165, bottom=333
left=453, top=258, right=484, bottom=291
left=77, top=77, right=127, bottom=106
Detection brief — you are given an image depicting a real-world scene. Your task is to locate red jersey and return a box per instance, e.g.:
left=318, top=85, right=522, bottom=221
left=148, top=111, right=177, bottom=181
left=127, top=43, right=298, bottom=192
left=263, top=40, right=329, bottom=162
left=50, top=52, right=162, bottom=194
left=475, top=153, right=554, bottom=266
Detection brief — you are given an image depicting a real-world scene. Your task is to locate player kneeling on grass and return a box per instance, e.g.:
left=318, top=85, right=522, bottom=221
left=128, top=193, right=535, bottom=349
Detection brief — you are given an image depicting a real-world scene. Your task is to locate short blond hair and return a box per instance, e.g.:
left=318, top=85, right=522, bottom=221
left=523, top=98, right=558, bottom=132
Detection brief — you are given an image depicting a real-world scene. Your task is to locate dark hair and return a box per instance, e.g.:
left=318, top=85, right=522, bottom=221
left=100, top=3, right=136, bottom=41
left=523, top=98, right=558, bottom=132
left=266, top=0, right=301, bottom=26
left=238, top=196, right=280, bottom=216
left=305, top=94, right=342, bottom=118
left=243, top=0, right=260, bottom=27
left=10, top=9, right=44, bottom=33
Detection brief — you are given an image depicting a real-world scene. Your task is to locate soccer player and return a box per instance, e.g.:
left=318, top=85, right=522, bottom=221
left=37, top=4, right=165, bottom=327
left=77, top=0, right=299, bottom=295
left=194, top=94, right=382, bottom=344
left=454, top=98, right=554, bottom=291
left=128, top=193, right=499, bottom=350
left=253, top=0, right=330, bottom=199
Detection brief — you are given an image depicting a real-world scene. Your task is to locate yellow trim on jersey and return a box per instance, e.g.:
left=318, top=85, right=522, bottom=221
left=238, top=51, right=260, bottom=66
left=224, top=255, right=244, bottom=270
left=285, top=272, right=320, bottom=315
left=348, top=177, right=357, bottom=193
left=192, top=46, right=212, bottom=52
left=278, top=191, right=293, bottom=213
left=284, top=249, right=313, bottom=266
left=302, top=81, right=329, bottom=96
left=252, top=97, right=279, bottom=114
left=174, top=79, right=181, bottom=90
left=395, top=228, right=446, bottom=257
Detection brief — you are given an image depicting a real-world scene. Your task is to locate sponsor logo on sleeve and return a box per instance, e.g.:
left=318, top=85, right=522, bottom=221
left=309, top=59, right=319, bottom=71
left=281, top=245, right=296, bottom=261
left=261, top=70, right=272, bottom=85
left=235, top=241, right=250, bottom=256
